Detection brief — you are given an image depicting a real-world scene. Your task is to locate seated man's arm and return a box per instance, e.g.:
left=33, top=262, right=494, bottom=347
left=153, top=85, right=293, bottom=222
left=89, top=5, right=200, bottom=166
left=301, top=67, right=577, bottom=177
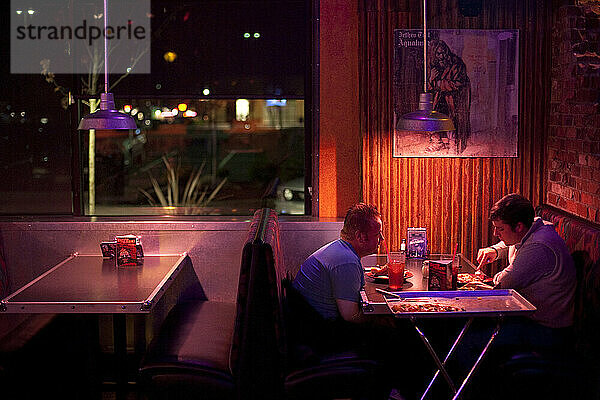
left=330, top=262, right=367, bottom=323
left=336, top=298, right=366, bottom=323
left=494, top=242, right=555, bottom=288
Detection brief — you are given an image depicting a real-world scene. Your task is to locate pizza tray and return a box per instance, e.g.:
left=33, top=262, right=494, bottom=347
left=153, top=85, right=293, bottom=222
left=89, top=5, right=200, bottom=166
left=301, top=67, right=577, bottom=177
left=383, top=289, right=536, bottom=318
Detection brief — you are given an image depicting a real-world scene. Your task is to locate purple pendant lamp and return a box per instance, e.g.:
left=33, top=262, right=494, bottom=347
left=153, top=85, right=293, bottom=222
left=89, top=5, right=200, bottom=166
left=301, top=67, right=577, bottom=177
left=396, top=0, right=455, bottom=132
left=78, top=0, right=136, bottom=130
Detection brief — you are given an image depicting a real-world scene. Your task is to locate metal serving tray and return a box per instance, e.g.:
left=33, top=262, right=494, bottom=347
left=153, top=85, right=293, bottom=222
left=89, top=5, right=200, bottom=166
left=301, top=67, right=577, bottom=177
left=383, top=289, right=536, bottom=318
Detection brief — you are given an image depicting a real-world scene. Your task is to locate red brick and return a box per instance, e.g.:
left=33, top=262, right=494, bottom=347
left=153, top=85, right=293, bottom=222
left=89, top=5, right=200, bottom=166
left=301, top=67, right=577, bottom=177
left=574, top=115, right=586, bottom=127
left=558, top=103, right=571, bottom=113
left=572, top=164, right=581, bottom=177
left=569, top=152, right=580, bottom=164
left=579, top=153, right=589, bottom=165
left=577, top=202, right=588, bottom=217
left=556, top=126, right=568, bottom=138
left=557, top=196, right=567, bottom=209
left=551, top=182, right=562, bottom=195
left=562, top=115, right=574, bottom=126
left=575, top=88, right=598, bottom=102
left=589, top=181, right=600, bottom=195
left=567, top=140, right=583, bottom=152
left=581, top=166, right=593, bottom=179
left=574, top=103, right=597, bottom=114
left=564, top=199, right=578, bottom=214
left=588, top=207, right=598, bottom=222
left=548, top=192, right=559, bottom=206
left=582, top=191, right=595, bottom=205
left=595, top=195, right=600, bottom=210
left=558, top=172, right=567, bottom=184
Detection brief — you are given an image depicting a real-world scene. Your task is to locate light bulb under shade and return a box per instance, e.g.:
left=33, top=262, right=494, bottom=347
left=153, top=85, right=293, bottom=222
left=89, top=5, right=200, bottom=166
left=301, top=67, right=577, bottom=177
left=397, top=92, right=455, bottom=132
left=78, top=93, right=137, bottom=130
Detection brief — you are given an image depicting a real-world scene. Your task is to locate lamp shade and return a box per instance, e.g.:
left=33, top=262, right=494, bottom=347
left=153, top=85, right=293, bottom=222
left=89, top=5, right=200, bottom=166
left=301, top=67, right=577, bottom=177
left=397, top=93, right=455, bottom=132
left=78, top=93, right=137, bottom=130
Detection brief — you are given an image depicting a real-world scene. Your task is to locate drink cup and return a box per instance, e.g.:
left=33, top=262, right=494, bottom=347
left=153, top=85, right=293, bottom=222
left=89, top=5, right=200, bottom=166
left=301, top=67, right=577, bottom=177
left=388, top=252, right=405, bottom=290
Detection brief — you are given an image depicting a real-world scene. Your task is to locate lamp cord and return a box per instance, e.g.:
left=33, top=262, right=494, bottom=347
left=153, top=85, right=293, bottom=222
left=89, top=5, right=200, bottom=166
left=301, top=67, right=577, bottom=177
left=104, top=0, right=108, bottom=94
left=423, top=0, right=427, bottom=93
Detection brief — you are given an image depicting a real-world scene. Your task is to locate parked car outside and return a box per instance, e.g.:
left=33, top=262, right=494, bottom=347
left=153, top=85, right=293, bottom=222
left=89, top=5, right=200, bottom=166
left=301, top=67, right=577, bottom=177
left=274, top=177, right=305, bottom=215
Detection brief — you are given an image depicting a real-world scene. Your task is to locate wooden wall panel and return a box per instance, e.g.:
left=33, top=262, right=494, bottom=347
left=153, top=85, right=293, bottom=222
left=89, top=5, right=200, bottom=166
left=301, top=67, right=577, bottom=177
left=359, top=0, right=552, bottom=268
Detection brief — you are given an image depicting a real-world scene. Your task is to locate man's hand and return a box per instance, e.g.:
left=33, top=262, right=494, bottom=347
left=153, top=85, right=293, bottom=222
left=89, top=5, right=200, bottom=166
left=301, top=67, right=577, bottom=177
left=476, top=247, right=498, bottom=270
left=336, top=298, right=365, bottom=323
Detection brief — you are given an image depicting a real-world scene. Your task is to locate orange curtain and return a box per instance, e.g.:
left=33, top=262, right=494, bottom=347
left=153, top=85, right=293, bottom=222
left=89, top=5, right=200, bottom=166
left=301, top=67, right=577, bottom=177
left=359, top=0, right=552, bottom=268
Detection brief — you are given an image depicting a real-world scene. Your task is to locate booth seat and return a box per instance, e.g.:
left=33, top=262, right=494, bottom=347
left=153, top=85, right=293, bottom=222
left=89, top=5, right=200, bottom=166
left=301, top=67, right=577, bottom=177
left=495, top=205, right=600, bottom=400
left=0, top=237, right=57, bottom=383
left=138, top=210, right=262, bottom=400
left=257, top=209, right=387, bottom=400
left=535, top=204, right=600, bottom=358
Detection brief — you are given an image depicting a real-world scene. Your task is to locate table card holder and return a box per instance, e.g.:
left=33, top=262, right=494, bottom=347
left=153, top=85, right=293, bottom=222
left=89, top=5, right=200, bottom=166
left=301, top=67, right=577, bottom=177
left=101, top=235, right=144, bottom=266
left=428, top=260, right=455, bottom=290
left=407, top=227, right=427, bottom=258
left=101, top=241, right=117, bottom=259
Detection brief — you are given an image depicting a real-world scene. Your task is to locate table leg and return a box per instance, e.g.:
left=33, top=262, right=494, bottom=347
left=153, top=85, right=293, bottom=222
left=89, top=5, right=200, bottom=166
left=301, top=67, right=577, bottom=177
left=113, top=314, right=127, bottom=385
left=410, top=316, right=457, bottom=394
left=421, top=318, right=473, bottom=400
left=452, top=318, right=502, bottom=400
left=134, top=314, right=146, bottom=355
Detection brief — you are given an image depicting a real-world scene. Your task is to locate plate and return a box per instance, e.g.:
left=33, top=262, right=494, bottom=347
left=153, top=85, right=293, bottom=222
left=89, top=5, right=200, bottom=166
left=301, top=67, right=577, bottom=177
left=366, top=271, right=413, bottom=282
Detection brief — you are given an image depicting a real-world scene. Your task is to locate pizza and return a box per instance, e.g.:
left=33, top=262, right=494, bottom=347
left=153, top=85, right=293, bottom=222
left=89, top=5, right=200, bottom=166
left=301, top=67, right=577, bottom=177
left=457, top=273, right=483, bottom=284
left=457, top=273, right=492, bottom=285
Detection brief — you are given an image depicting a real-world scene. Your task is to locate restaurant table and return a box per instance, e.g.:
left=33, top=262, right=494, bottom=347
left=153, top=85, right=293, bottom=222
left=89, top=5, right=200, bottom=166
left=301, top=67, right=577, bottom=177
left=0, top=252, right=197, bottom=385
left=360, top=254, right=536, bottom=400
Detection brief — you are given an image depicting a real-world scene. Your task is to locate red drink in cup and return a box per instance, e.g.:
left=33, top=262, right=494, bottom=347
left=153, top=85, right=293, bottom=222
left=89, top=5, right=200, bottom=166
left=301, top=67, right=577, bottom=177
left=388, top=252, right=405, bottom=290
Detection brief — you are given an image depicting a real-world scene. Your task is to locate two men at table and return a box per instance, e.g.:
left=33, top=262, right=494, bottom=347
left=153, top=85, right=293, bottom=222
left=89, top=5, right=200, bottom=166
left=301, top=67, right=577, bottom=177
left=477, top=193, right=576, bottom=340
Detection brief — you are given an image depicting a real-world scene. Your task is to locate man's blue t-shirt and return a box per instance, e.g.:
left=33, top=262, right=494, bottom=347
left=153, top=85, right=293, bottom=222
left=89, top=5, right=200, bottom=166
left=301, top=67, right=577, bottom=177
left=292, top=239, right=365, bottom=320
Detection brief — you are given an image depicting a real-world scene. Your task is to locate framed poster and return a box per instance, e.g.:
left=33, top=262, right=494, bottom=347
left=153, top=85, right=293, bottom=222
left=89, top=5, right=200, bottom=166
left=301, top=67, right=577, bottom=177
left=393, top=29, right=519, bottom=157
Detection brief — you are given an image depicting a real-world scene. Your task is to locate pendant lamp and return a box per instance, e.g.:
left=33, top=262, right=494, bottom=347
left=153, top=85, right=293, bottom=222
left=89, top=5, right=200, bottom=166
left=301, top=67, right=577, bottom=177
left=78, top=0, right=136, bottom=130
left=396, top=0, right=455, bottom=132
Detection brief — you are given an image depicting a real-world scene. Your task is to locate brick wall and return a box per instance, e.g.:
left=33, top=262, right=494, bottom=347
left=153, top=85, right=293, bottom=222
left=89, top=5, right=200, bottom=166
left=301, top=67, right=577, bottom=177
left=548, top=5, right=600, bottom=223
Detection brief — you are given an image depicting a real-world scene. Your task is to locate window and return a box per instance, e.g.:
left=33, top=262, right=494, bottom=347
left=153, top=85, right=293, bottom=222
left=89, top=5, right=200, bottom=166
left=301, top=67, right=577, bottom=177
left=79, top=97, right=305, bottom=215
left=1, top=0, right=311, bottom=216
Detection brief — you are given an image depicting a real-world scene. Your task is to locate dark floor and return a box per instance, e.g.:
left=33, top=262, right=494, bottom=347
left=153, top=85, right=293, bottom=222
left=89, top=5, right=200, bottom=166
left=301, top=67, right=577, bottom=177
left=3, top=314, right=598, bottom=400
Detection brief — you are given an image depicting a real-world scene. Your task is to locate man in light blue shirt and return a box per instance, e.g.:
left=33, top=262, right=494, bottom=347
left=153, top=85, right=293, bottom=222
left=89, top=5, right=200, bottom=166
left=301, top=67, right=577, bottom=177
left=293, top=203, right=383, bottom=323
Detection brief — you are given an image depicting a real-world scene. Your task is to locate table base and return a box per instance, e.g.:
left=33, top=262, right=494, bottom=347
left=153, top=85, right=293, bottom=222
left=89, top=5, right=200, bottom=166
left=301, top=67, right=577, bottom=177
left=414, top=316, right=502, bottom=400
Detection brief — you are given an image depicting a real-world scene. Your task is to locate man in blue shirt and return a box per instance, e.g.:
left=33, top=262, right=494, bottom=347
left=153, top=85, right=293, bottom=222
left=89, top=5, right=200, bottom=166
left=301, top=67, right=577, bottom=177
left=293, top=202, right=383, bottom=323
left=289, top=203, right=424, bottom=399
